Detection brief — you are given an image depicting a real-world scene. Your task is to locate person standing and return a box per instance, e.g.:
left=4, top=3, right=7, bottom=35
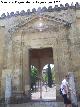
left=60, top=75, right=72, bottom=107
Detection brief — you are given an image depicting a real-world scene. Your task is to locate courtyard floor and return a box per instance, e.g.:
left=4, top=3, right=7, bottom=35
left=31, top=85, right=56, bottom=100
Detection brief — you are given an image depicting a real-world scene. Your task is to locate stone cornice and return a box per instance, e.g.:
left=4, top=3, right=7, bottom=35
left=0, top=2, right=80, bottom=20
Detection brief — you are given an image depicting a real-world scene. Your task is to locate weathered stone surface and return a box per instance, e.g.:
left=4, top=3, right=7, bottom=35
left=41, top=7, right=47, bottom=12
left=54, top=5, right=61, bottom=11
left=1, top=13, right=6, bottom=19
left=70, top=2, right=75, bottom=9
left=10, top=12, right=15, bottom=17
left=6, top=12, right=10, bottom=18
left=0, top=101, right=80, bottom=107
left=37, top=7, right=42, bottom=13
left=15, top=11, right=20, bottom=16
left=20, top=10, right=26, bottom=16
left=32, top=8, right=36, bottom=13
left=60, top=4, right=64, bottom=9
left=27, top=9, right=31, bottom=15
left=65, top=3, right=69, bottom=8
left=75, top=2, right=80, bottom=9
left=48, top=6, right=53, bottom=12
left=0, top=3, right=80, bottom=19
left=0, top=7, right=80, bottom=104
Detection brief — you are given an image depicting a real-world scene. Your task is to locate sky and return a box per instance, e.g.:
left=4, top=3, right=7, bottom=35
left=0, top=0, right=79, bottom=16
left=43, top=64, right=54, bottom=69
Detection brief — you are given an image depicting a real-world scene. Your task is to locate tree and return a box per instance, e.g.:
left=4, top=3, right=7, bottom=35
left=30, top=66, right=38, bottom=91
left=47, top=64, right=52, bottom=88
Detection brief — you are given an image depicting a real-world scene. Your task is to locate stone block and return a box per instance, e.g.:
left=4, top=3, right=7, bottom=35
left=1, top=13, right=6, bottom=19
left=10, top=12, right=15, bottom=17
left=26, top=9, right=31, bottom=15
left=37, top=7, right=42, bottom=13
left=63, top=3, right=69, bottom=10
left=6, top=12, right=10, bottom=18
left=32, top=8, right=36, bottom=13
left=75, top=2, right=80, bottom=9
left=41, top=6, right=47, bottom=12
left=48, top=6, right=53, bottom=12
left=60, top=4, right=65, bottom=10
left=65, top=3, right=69, bottom=8
left=54, top=5, right=61, bottom=11
left=15, top=11, right=20, bottom=16
left=70, top=2, right=75, bottom=9
left=20, top=10, right=26, bottom=16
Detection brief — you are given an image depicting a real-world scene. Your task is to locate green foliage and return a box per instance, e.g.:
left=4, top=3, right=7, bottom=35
left=30, top=66, right=38, bottom=83
left=47, top=64, right=53, bottom=88
left=42, top=64, right=55, bottom=85
left=30, top=66, right=38, bottom=91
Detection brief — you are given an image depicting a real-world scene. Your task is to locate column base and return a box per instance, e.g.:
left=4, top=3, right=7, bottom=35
left=0, top=91, right=31, bottom=104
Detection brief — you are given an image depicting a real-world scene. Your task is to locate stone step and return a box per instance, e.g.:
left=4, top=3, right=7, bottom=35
left=0, top=101, right=80, bottom=107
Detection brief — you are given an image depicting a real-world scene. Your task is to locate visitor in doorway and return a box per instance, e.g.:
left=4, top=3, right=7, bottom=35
left=60, top=75, right=72, bottom=107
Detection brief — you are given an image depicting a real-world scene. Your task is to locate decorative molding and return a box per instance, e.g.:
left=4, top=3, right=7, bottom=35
left=7, top=14, right=71, bottom=34
left=0, top=2, right=80, bottom=19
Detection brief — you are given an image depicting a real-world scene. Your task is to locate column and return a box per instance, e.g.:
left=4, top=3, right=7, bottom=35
left=68, top=72, right=78, bottom=107
left=23, top=47, right=31, bottom=99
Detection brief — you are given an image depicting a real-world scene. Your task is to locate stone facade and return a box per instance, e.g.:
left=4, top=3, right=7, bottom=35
left=0, top=3, right=80, bottom=103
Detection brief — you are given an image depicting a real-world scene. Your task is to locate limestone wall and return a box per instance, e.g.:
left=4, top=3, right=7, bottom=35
left=0, top=5, right=80, bottom=100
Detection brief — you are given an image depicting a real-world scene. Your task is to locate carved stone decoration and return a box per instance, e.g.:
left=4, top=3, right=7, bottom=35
left=32, top=17, right=48, bottom=32
left=21, top=17, right=61, bottom=33
left=0, top=2, right=80, bottom=19
left=7, top=14, right=71, bottom=35
left=1, top=13, right=6, bottom=19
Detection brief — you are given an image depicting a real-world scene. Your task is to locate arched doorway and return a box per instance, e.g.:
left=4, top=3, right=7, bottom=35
left=29, top=48, right=56, bottom=100
left=0, top=14, right=74, bottom=104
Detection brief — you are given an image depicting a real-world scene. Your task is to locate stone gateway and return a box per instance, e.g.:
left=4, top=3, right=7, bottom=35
left=0, top=3, right=80, bottom=105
